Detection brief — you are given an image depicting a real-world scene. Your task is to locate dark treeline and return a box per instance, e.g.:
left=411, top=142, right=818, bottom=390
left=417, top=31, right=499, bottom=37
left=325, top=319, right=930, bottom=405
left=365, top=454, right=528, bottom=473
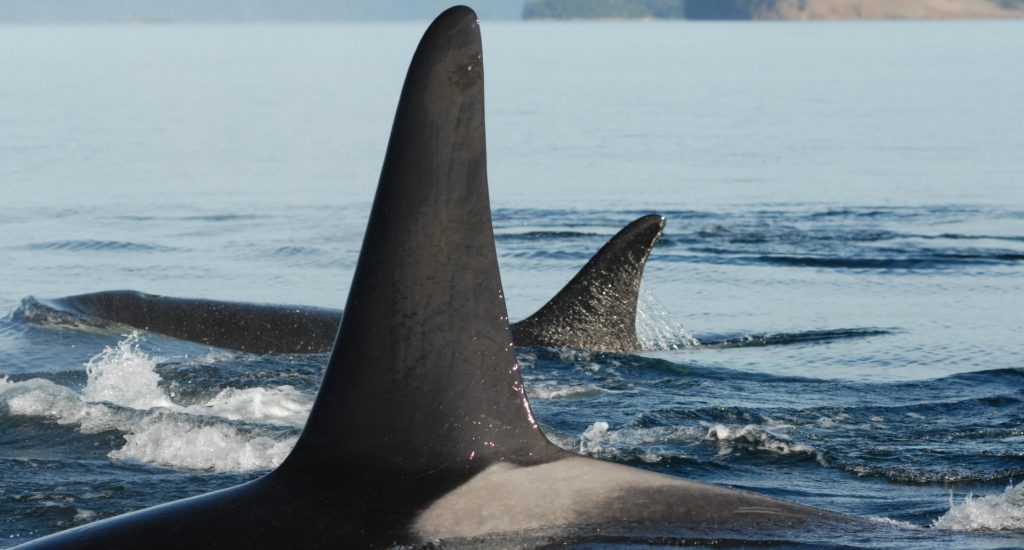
left=686, top=0, right=779, bottom=19
left=523, top=0, right=782, bottom=19
left=523, top=0, right=684, bottom=19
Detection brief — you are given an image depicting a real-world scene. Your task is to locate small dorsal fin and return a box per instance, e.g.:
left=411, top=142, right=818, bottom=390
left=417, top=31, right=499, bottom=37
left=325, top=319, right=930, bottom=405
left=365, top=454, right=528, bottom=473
left=281, top=6, right=560, bottom=476
left=512, top=214, right=665, bottom=352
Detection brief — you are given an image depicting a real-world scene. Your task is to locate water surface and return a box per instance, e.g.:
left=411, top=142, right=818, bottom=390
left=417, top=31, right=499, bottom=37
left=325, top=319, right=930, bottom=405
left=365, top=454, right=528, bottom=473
left=1, top=19, right=1023, bottom=548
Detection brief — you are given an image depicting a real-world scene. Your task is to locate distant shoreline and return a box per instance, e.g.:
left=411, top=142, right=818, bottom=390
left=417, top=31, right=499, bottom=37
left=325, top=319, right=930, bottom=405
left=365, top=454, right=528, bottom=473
left=522, top=0, right=1024, bottom=21
left=3, top=0, right=1024, bottom=24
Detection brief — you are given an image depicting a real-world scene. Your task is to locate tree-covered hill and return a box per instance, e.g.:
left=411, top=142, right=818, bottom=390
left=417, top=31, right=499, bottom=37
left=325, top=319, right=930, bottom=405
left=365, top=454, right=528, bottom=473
left=521, top=0, right=792, bottom=19
left=522, top=0, right=686, bottom=19
left=522, top=0, right=1024, bottom=20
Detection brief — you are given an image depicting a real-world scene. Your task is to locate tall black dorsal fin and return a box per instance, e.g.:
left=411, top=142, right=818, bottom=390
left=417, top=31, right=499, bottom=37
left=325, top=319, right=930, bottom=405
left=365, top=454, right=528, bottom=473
left=282, top=6, right=559, bottom=476
left=511, top=214, right=665, bottom=352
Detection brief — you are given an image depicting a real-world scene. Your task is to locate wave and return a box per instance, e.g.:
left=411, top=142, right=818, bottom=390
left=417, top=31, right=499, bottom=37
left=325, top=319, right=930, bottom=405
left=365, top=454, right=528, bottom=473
left=926, top=233, right=1024, bottom=243
left=557, top=420, right=823, bottom=466
left=699, top=328, right=891, bottom=349
left=643, top=204, right=1024, bottom=272
left=0, top=333, right=309, bottom=472
left=704, top=423, right=825, bottom=463
left=796, top=205, right=1010, bottom=222
left=9, top=297, right=114, bottom=331
left=677, top=249, right=1024, bottom=270
left=20, top=240, right=177, bottom=253
left=180, top=214, right=267, bottom=222
left=571, top=421, right=702, bottom=464
left=491, top=208, right=668, bottom=225
left=655, top=228, right=907, bottom=247
left=495, top=230, right=603, bottom=241
left=933, top=481, right=1024, bottom=531
left=110, top=213, right=269, bottom=223
left=108, top=412, right=296, bottom=472
left=839, top=464, right=1024, bottom=485
left=525, top=361, right=1024, bottom=486
left=940, top=368, right=1024, bottom=387
left=272, top=246, right=324, bottom=257
left=527, top=382, right=607, bottom=400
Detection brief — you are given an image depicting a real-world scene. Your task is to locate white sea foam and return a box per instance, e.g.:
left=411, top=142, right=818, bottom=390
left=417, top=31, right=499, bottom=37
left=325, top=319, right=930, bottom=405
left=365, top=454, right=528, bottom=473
left=73, top=509, right=98, bottom=522
left=0, top=333, right=310, bottom=472
left=816, top=416, right=838, bottom=429
left=869, top=516, right=923, bottom=530
left=110, top=414, right=295, bottom=472
left=527, top=382, right=604, bottom=400
left=185, top=386, right=309, bottom=427
left=0, top=376, right=123, bottom=434
left=539, top=429, right=578, bottom=453
left=576, top=421, right=702, bottom=462
left=81, top=332, right=176, bottom=410
left=704, top=423, right=824, bottom=464
left=933, top=481, right=1024, bottom=531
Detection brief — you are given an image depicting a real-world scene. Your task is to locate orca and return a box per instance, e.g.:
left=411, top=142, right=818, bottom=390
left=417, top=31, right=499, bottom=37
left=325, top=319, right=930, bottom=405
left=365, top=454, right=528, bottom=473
left=17, top=7, right=850, bottom=548
left=31, top=214, right=664, bottom=354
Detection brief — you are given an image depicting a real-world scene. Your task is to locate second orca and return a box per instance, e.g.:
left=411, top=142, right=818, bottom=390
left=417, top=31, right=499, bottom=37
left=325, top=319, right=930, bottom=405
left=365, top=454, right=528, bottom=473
left=34, top=214, right=665, bottom=353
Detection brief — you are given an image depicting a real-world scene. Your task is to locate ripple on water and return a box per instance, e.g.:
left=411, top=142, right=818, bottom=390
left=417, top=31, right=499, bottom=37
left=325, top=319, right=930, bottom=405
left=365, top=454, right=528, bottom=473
left=21, top=240, right=179, bottom=253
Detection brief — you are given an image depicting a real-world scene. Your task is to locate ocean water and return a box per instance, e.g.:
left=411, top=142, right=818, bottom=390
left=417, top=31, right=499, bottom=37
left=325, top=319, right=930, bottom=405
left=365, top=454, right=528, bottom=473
left=1, top=18, right=1023, bottom=548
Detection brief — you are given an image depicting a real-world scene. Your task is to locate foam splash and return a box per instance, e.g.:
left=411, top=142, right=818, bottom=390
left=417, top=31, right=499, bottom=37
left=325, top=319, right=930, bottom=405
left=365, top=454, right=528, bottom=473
left=74, top=509, right=98, bottom=523
left=0, top=333, right=311, bottom=472
left=527, top=382, right=605, bottom=400
left=186, top=386, right=309, bottom=427
left=568, top=420, right=824, bottom=465
left=0, top=377, right=124, bottom=434
left=704, top=423, right=825, bottom=464
left=82, top=333, right=176, bottom=410
left=635, top=288, right=700, bottom=351
left=869, top=516, right=923, bottom=530
left=576, top=421, right=701, bottom=463
left=110, top=413, right=295, bottom=472
left=933, top=481, right=1024, bottom=531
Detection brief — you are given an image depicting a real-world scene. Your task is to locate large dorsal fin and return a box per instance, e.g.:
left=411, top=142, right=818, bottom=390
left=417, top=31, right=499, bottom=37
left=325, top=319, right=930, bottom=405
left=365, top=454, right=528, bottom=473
left=512, top=214, right=665, bottom=352
left=282, top=6, right=559, bottom=476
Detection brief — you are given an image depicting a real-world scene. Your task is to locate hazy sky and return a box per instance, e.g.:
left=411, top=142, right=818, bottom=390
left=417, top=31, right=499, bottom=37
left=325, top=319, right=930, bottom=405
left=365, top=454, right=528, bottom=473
left=0, top=0, right=527, bottom=22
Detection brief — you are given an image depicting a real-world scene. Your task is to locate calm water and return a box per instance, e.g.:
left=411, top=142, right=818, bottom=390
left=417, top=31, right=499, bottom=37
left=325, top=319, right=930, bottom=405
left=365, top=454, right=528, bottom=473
left=1, top=19, right=1023, bottom=548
